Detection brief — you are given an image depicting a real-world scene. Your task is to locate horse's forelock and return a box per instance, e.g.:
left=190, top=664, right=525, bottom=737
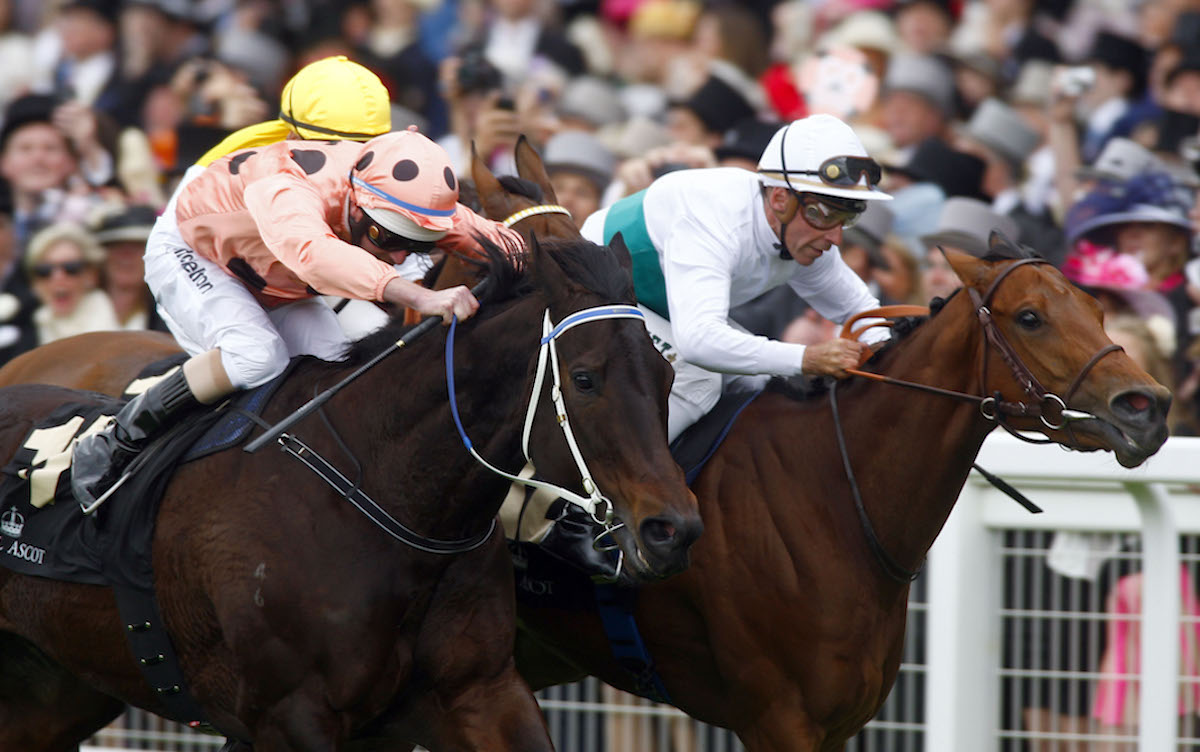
left=537, top=238, right=635, bottom=304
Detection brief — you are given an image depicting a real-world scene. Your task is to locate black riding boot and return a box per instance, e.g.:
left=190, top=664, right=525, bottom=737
left=71, top=369, right=202, bottom=507
left=538, top=506, right=621, bottom=583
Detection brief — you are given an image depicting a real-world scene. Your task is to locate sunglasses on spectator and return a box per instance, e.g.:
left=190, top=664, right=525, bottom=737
left=797, top=194, right=867, bottom=230
left=31, top=261, right=88, bottom=279
left=794, top=155, right=883, bottom=190
left=366, top=222, right=437, bottom=254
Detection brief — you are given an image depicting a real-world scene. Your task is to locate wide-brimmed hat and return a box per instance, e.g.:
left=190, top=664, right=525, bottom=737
left=93, top=204, right=157, bottom=245
left=671, top=74, right=757, bottom=136
left=543, top=130, right=617, bottom=191
left=961, top=97, right=1040, bottom=167
left=819, top=11, right=898, bottom=56
left=1076, top=137, right=1160, bottom=183
left=885, top=137, right=987, bottom=201
left=919, top=196, right=1020, bottom=256
left=1084, top=31, right=1148, bottom=98
left=882, top=53, right=955, bottom=116
left=714, top=118, right=784, bottom=163
left=1064, top=171, right=1194, bottom=244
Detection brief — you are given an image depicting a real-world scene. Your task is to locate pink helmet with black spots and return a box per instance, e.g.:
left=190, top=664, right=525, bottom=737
left=350, top=126, right=459, bottom=242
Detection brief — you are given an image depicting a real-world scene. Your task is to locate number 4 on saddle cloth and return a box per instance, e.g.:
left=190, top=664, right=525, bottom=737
left=0, top=356, right=291, bottom=590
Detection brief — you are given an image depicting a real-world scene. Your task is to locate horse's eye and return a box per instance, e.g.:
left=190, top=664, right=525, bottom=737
left=1017, top=310, right=1042, bottom=330
left=572, top=371, right=597, bottom=393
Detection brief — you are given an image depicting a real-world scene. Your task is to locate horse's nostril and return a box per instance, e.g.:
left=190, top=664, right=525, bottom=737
left=642, top=519, right=677, bottom=547
left=1123, top=393, right=1152, bottom=413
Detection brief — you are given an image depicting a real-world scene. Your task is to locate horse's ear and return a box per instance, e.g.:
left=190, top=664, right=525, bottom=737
left=609, top=231, right=633, bottom=274
left=515, top=135, right=559, bottom=203
left=942, top=246, right=987, bottom=287
left=471, top=141, right=506, bottom=219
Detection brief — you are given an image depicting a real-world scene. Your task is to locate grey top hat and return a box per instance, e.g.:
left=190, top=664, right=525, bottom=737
left=964, top=98, right=1040, bottom=166
left=842, top=202, right=895, bottom=254
left=1076, top=137, right=1161, bottom=183
left=883, top=53, right=955, bottom=116
left=919, top=197, right=1020, bottom=256
left=558, top=76, right=627, bottom=129
left=543, top=130, right=617, bottom=189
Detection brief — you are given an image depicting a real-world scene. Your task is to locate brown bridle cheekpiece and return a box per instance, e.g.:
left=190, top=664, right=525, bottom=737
left=843, top=257, right=1123, bottom=441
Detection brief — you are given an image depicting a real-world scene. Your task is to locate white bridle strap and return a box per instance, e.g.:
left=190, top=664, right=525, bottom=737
left=502, top=204, right=573, bottom=228
left=449, top=304, right=645, bottom=520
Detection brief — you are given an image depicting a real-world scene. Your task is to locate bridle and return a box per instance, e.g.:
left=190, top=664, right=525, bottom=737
left=446, top=303, right=646, bottom=576
left=832, top=257, right=1125, bottom=583
left=842, top=258, right=1123, bottom=438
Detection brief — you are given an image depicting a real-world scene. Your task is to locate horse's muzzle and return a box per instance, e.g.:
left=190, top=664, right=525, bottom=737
left=635, top=514, right=704, bottom=579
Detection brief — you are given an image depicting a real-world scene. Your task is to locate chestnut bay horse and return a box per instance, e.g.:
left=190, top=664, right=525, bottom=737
left=0, top=235, right=700, bottom=750
left=455, top=150, right=1172, bottom=751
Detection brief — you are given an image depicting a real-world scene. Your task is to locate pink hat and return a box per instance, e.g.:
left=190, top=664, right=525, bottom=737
left=349, top=127, right=458, bottom=242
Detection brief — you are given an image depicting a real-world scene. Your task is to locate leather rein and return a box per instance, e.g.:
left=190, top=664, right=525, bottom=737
left=832, top=258, right=1124, bottom=582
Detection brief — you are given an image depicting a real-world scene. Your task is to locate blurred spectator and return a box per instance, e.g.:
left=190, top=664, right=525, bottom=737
left=976, top=0, right=1060, bottom=80
left=0, top=94, right=108, bottom=250
left=879, top=53, right=955, bottom=153
left=955, top=97, right=1064, bottom=262
left=883, top=136, right=986, bottom=257
left=891, top=0, right=958, bottom=56
left=692, top=3, right=771, bottom=82
left=1076, top=31, right=1150, bottom=163
left=919, top=196, right=1020, bottom=299
left=356, top=0, right=441, bottom=133
left=438, top=46, right=519, bottom=174
left=0, top=0, right=33, bottom=111
left=0, top=179, right=36, bottom=365
left=948, top=50, right=1005, bottom=119
left=24, top=221, right=117, bottom=344
left=479, top=0, right=584, bottom=87
left=556, top=75, right=626, bottom=133
left=92, top=202, right=164, bottom=331
left=542, top=130, right=615, bottom=229
left=666, top=72, right=757, bottom=149
left=619, top=0, right=700, bottom=87
left=34, top=0, right=121, bottom=112
left=839, top=201, right=897, bottom=301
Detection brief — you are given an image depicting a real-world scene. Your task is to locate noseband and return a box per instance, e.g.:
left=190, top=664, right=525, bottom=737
left=835, top=257, right=1124, bottom=582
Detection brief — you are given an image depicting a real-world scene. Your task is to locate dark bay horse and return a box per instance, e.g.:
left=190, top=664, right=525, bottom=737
left=0, top=236, right=700, bottom=750
left=456, top=153, right=1172, bottom=751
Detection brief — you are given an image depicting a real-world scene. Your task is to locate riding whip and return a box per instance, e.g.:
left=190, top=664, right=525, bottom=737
left=244, top=279, right=490, bottom=453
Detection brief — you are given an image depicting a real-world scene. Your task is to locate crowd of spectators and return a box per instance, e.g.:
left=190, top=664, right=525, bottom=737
left=0, top=0, right=1195, bottom=436
left=0, top=0, right=1192, bottom=746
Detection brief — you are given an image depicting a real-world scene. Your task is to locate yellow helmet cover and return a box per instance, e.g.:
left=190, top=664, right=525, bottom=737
left=279, top=56, right=392, bottom=141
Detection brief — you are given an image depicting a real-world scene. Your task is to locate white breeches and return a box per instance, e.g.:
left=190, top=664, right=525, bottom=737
left=144, top=166, right=349, bottom=389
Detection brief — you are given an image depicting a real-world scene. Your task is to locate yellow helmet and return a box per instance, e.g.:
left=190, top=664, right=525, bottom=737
left=279, top=56, right=391, bottom=141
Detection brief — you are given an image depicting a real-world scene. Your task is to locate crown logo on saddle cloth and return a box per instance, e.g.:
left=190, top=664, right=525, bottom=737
left=1, top=506, right=24, bottom=538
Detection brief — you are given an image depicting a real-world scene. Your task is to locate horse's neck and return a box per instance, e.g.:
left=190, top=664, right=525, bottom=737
left=322, top=301, right=541, bottom=539
left=841, top=298, right=995, bottom=576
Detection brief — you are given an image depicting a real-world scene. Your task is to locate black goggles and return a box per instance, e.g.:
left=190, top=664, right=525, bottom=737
left=796, top=193, right=867, bottom=230
left=795, top=155, right=882, bottom=189
left=366, top=221, right=438, bottom=254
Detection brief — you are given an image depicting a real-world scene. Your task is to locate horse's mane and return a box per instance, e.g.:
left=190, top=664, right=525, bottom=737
left=496, top=175, right=544, bottom=203
left=342, top=234, right=633, bottom=366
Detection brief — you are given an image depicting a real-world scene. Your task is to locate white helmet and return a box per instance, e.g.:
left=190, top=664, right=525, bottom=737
left=757, top=115, right=893, bottom=202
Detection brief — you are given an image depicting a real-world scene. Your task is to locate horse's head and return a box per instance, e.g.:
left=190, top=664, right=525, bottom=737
left=472, top=137, right=580, bottom=241
left=944, top=234, right=1170, bottom=467
left=516, top=233, right=701, bottom=581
